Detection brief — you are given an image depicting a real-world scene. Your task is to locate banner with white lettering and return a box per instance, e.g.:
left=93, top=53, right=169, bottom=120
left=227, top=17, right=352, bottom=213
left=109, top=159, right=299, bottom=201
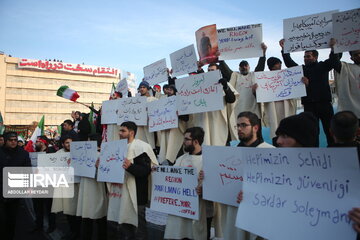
left=170, top=44, right=198, bottom=77
left=218, top=24, right=263, bottom=60
left=143, top=59, right=168, bottom=85
left=255, top=66, right=305, bottom=102
left=117, top=97, right=148, bottom=126
left=18, top=59, right=119, bottom=77
left=202, top=146, right=243, bottom=207
left=97, top=140, right=127, bottom=183
left=333, top=8, right=360, bottom=53
left=70, top=141, right=97, bottom=178
left=151, top=166, right=199, bottom=220
left=116, top=78, right=129, bottom=98
left=147, top=96, right=178, bottom=132
left=235, top=148, right=360, bottom=240
left=283, top=10, right=338, bottom=53
left=101, top=99, right=120, bottom=124
left=176, top=70, right=224, bottom=115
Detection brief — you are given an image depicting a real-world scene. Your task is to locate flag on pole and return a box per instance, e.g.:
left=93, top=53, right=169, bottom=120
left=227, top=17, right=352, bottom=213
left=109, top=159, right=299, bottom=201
left=0, top=111, right=4, bottom=134
left=24, top=115, right=45, bottom=152
left=57, top=85, right=80, bottom=102
left=109, top=82, right=116, bottom=99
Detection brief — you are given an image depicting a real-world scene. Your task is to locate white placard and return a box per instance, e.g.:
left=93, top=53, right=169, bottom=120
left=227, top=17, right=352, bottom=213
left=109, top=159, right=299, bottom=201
left=147, top=96, right=178, bottom=132
left=255, top=66, right=306, bottom=102
left=37, top=152, right=71, bottom=168
left=117, top=96, right=148, bottom=126
left=176, top=70, right=224, bottom=115
left=202, top=146, right=243, bottom=207
left=145, top=207, right=168, bottom=226
left=333, top=8, right=360, bottom=53
left=116, top=78, right=129, bottom=97
left=143, top=58, right=168, bottom=85
left=218, top=24, right=263, bottom=60
left=70, top=141, right=97, bottom=178
left=170, top=44, right=198, bottom=77
left=101, top=99, right=120, bottom=124
left=150, top=166, right=199, bottom=220
left=284, top=10, right=338, bottom=53
left=29, top=152, right=45, bottom=167
left=97, top=140, right=127, bottom=183
left=235, top=148, right=360, bottom=240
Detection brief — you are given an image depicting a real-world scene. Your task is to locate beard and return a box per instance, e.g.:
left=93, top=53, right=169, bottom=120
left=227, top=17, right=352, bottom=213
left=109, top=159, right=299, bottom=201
left=35, top=145, right=42, bottom=152
left=238, top=130, right=254, bottom=143
left=184, top=144, right=195, bottom=154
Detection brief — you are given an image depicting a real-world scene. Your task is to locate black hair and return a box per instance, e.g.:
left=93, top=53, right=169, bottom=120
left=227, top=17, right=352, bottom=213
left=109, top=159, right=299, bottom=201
left=63, top=119, right=74, bottom=127
left=208, top=63, right=219, bottom=69
left=330, top=111, right=358, bottom=142
left=120, top=121, right=138, bottom=136
left=237, top=111, right=263, bottom=142
left=185, top=127, right=205, bottom=145
left=305, top=50, right=319, bottom=58
left=61, top=136, right=73, bottom=144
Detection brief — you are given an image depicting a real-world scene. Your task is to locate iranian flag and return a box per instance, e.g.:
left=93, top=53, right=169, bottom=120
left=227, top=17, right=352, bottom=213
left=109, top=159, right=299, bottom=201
left=25, top=116, right=45, bottom=152
left=57, top=85, right=80, bottom=102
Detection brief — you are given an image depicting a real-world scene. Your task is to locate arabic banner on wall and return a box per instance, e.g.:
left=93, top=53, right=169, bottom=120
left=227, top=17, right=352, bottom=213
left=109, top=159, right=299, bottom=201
left=18, top=59, right=119, bottom=78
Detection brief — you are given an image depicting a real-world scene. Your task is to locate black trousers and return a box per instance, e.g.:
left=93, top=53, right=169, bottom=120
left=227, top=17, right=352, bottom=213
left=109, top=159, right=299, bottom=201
left=303, top=101, right=334, bottom=146
left=33, top=198, right=56, bottom=230
left=0, top=200, right=19, bottom=240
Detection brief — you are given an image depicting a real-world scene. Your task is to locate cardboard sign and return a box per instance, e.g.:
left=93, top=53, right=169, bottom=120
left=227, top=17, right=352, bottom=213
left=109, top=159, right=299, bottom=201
left=218, top=24, right=263, bottom=60
left=37, top=152, right=71, bottom=168
left=143, top=59, right=168, bottom=85
left=101, top=99, right=121, bottom=124
left=29, top=152, right=45, bottom=167
left=150, top=166, right=199, bottom=220
left=176, top=70, right=224, bottom=115
left=70, top=141, right=97, bottom=178
left=255, top=66, right=306, bottom=102
left=196, top=24, right=219, bottom=65
left=97, top=140, right=127, bottom=183
left=147, top=96, right=178, bottom=132
left=116, top=78, right=129, bottom=98
left=284, top=10, right=338, bottom=53
left=117, top=96, right=148, bottom=126
left=170, top=44, right=198, bottom=77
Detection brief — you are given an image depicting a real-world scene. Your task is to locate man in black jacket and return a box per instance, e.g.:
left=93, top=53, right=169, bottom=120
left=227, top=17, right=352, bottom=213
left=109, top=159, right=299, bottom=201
left=0, top=131, right=31, bottom=240
left=279, top=38, right=336, bottom=146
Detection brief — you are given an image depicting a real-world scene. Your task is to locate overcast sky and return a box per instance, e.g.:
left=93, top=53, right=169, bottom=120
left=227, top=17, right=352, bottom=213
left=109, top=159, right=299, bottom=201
left=0, top=0, right=358, bottom=88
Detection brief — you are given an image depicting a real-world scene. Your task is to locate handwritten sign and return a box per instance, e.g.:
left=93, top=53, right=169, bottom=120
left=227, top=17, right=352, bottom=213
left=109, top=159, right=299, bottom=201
left=333, top=8, right=360, bottom=53
left=235, top=148, right=360, bottom=240
left=97, top=140, right=127, bottom=183
left=150, top=166, right=199, bottom=220
left=107, top=183, right=123, bottom=222
left=196, top=24, right=219, bottom=65
left=116, top=78, right=129, bottom=97
left=255, top=66, right=305, bottom=102
left=18, top=59, right=119, bottom=77
left=37, top=152, right=71, bottom=168
left=202, top=146, right=243, bottom=207
left=29, top=152, right=45, bottom=167
left=218, top=24, right=263, bottom=60
left=283, top=10, right=338, bottom=53
left=70, top=141, right=97, bottom=178
left=117, top=96, right=148, bottom=126
left=147, top=96, right=178, bottom=132
left=145, top=207, right=168, bottom=226
left=101, top=99, right=120, bottom=124
left=176, top=70, right=224, bottom=115
left=170, top=44, right=198, bottom=77
left=143, top=59, right=168, bottom=85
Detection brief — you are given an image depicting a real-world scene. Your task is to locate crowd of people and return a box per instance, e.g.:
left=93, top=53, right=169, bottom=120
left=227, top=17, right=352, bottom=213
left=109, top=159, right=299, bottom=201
left=0, top=38, right=359, bottom=240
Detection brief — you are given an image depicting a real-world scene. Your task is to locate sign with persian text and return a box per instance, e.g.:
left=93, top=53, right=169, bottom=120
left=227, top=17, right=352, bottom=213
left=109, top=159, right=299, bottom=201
left=143, top=59, right=168, bottom=85
left=101, top=99, right=120, bottom=124
left=170, top=44, right=198, bottom=77
left=70, top=141, right=97, bottom=178
left=147, top=96, right=178, bottom=132
left=117, top=97, right=148, bottom=126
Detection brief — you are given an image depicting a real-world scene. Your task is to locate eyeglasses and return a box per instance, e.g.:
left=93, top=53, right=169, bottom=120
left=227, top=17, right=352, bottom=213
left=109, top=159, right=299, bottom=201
left=184, top=137, right=193, bottom=141
left=235, top=123, right=251, bottom=129
left=7, top=138, right=18, bottom=142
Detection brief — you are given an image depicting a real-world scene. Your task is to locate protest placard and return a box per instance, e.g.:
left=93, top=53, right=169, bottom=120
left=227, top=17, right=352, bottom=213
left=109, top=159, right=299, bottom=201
left=283, top=10, right=338, bottom=53
left=333, top=8, right=360, bottom=53
left=196, top=24, right=219, bottom=65
left=143, top=59, right=168, bottom=85
left=107, top=183, right=123, bottom=222
left=37, top=152, right=71, bottom=168
left=29, top=152, right=45, bottom=167
left=116, top=78, right=129, bottom=98
left=235, top=148, right=360, bottom=240
left=147, top=96, right=178, bottom=132
left=202, top=146, right=243, bottom=207
left=170, top=44, right=198, bottom=77
left=97, top=140, right=127, bottom=183
left=117, top=96, right=148, bottom=126
left=218, top=24, right=263, bottom=60
left=176, top=70, right=224, bottom=115
left=150, top=166, right=199, bottom=220
left=145, top=207, right=168, bottom=226
left=70, top=141, right=97, bottom=178
left=101, top=99, right=120, bottom=124
left=255, top=66, right=306, bottom=102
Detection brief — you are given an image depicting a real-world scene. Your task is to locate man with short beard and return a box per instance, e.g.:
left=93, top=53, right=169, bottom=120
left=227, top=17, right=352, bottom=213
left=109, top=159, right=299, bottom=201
left=164, top=127, right=207, bottom=240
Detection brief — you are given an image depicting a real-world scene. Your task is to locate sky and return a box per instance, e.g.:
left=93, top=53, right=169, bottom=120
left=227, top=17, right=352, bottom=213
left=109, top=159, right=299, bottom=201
left=0, top=0, right=358, bottom=88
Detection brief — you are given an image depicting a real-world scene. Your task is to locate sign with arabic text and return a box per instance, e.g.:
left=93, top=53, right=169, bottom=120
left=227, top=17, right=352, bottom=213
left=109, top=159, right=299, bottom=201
left=147, top=96, right=178, bottom=132
left=170, top=44, right=198, bottom=77
left=117, top=96, right=148, bottom=126
left=101, top=99, right=120, bottom=124
left=143, top=59, right=168, bottom=85
left=70, top=141, right=97, bottom=178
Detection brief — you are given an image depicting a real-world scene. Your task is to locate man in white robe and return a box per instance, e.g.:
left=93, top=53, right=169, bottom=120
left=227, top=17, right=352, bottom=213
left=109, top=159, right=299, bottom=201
left=164, top=127, right=207, bottom=240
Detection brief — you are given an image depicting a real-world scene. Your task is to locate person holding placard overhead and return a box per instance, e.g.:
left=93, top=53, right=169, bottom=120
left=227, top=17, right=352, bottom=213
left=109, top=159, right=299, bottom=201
left=165, top=127, right=207, bottom=240
left=229, top=43, right=267, bottom=120
left=279, top=38, right=337, bottom=146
